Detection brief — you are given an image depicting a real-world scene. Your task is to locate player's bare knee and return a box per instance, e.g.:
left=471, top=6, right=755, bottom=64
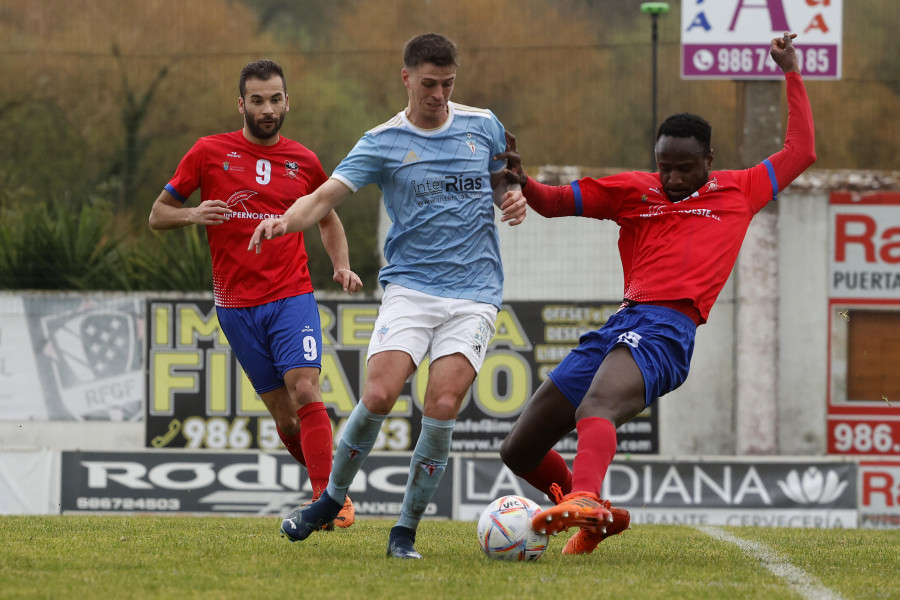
left=289, top=378, right=320, bottom=405
left=361, top=386, right=395, bottom=415
left=277, top=413, right=301, bottom=437
left=423, top=396, right=461, bottom=421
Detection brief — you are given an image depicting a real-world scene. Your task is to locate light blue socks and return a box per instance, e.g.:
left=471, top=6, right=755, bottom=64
left=325, top=400, right=386, bottom=501
left=395, top=416, right=455, bottom=531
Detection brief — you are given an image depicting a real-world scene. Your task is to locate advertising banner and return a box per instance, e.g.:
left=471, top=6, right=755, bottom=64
left=0, top=450, right=58, bottom=515
left=460, top=457, right=857, bottom=527
left=858, top=461, right=900, bottom=529
left=145, top=299, right=658, bottom=455
left=827, top=192, right=900, bottom=457
left=605, top=459, right=857, bottom=528
left=0, top=293, right=144, bottom=421
left=62, top=453, right=857, bottom=527
left=681, top=0, right=842, bottom=80
left=60, top=450, right=453, bottom=519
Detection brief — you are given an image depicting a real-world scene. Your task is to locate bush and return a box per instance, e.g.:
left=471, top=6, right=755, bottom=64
left=0, top=198, right=127, bottom=290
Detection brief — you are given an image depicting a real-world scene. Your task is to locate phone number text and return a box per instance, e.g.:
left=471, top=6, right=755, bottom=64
left=683, top=44, right=838, bottom=78
left=76, top=497, right=181, bottom=511
left=828, top=419, right=900, bottom=455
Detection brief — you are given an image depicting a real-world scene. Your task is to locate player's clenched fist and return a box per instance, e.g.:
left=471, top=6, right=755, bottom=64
left=248, top=217, right=288, bottom=254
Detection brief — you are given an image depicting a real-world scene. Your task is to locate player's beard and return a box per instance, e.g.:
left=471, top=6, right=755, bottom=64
left=245, top=112, right=285, bottom=141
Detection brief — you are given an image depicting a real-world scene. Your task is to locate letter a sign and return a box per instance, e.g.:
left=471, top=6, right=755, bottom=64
left=681, top=0, right=842, bottom=80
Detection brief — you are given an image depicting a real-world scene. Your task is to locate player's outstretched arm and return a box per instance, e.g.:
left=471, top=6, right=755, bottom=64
left=764, top=32, right=816, bottom=190
left=770, top=32, right=800, bottom=74
left=149, top=190, right=232, bottom=230
left=318, top=209, right=363, bottom=294
left=248, top=178, right=352, bottom=254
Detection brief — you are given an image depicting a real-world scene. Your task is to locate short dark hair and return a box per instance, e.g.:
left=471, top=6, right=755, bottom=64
left=656, top=113, right=712, bottom=152
left=402, top=33, right=459, bottom=69
left=239, top=59, right=286, bottom=98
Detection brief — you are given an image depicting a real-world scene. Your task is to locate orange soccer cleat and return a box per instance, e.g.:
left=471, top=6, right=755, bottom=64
left=561, top=503, right=631, bottom=555
left=334, top=494, right=355, bottom=528
left=532, top=485, right=613, bottom=537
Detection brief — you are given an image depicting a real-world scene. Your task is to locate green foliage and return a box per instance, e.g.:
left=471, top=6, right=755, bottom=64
left=0, top=198, right=128, bottom=290
left=126, top=227, right=213, bottom=292
left=1, top=517, right=897, bottom=599
left=0, top=194, right=214, bottom=292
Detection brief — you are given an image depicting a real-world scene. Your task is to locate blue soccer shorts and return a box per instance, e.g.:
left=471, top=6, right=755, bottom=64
left=548, top=304, right=696, bottom=408
left=216, top=293, right=323, bottom=394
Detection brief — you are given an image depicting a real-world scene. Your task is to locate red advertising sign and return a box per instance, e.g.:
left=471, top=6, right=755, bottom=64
left=827, top=192, right=900, bottom=456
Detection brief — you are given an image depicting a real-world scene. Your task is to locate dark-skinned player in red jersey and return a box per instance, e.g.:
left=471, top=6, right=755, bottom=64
left=497, top=33, right=815, bottom=555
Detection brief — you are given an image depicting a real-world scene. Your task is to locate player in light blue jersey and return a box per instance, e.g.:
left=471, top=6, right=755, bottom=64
left=249, top=32, right=527, bottom=558
left=332, top=100, right=507, bottom=307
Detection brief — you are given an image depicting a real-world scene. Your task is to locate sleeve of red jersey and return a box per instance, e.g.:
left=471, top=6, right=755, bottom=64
left=165, top=139, right=205, bottom=203
left=757, top=72, right=817, bottom=203
left=522, top=176, right=575, bottom=217
left=523, top=175, right=620, bottom=220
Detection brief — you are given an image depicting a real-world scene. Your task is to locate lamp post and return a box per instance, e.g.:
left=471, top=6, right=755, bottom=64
left=640, top=2, right=669, bottom=170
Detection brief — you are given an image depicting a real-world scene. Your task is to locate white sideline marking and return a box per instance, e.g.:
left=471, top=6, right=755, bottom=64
left=697, top=526, right=845, bottom=600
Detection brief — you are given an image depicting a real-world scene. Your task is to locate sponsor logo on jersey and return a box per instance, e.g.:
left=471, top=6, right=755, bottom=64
left=227, top=190, right=258, bottom=212
left=226, top=190, right=281, bottom=220
left=410, top=176, right=484, bottom=203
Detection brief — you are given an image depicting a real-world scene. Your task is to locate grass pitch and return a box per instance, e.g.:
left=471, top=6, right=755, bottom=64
left=1, top=516, right=897, bottom=599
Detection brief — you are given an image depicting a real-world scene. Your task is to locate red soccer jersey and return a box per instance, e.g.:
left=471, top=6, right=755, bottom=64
left=575, top=168, right=772, bottom=323
left=525, top=72, right=815, bottom=324
left=165, top=131, right=328, bottom=308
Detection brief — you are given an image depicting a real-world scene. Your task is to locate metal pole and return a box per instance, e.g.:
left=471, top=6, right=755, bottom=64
left=640, top=3, right=669, bottom=171
left=650, top=13, right=659, bottom=170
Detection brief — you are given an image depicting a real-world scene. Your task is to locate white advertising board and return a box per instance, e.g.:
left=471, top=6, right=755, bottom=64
left=681, top=0, right=842, bottom=80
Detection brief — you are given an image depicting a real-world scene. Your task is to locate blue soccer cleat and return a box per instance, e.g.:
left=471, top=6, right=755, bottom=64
left=386, top=525, right=422, bottom=559
left=280, top=491, right=343, bottom=542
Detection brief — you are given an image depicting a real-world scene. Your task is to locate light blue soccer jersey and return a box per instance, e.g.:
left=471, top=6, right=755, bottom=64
left=332, top=102, right=507, bottom=308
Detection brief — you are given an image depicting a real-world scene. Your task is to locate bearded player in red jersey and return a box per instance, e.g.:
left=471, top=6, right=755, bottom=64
left=149, top=60, right=361, bottom=528
left=499, top=33, right=815, bottom=554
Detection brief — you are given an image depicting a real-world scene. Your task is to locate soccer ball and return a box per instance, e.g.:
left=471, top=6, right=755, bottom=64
left=476, top=495, right=548, bottom=561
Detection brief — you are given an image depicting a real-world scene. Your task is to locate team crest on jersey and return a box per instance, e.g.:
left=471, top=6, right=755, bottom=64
left=284, top=160, right=300, bottom=179
left=705, top=177, right=720, bottom=192
left=466, top=132, right=476, bottom=155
